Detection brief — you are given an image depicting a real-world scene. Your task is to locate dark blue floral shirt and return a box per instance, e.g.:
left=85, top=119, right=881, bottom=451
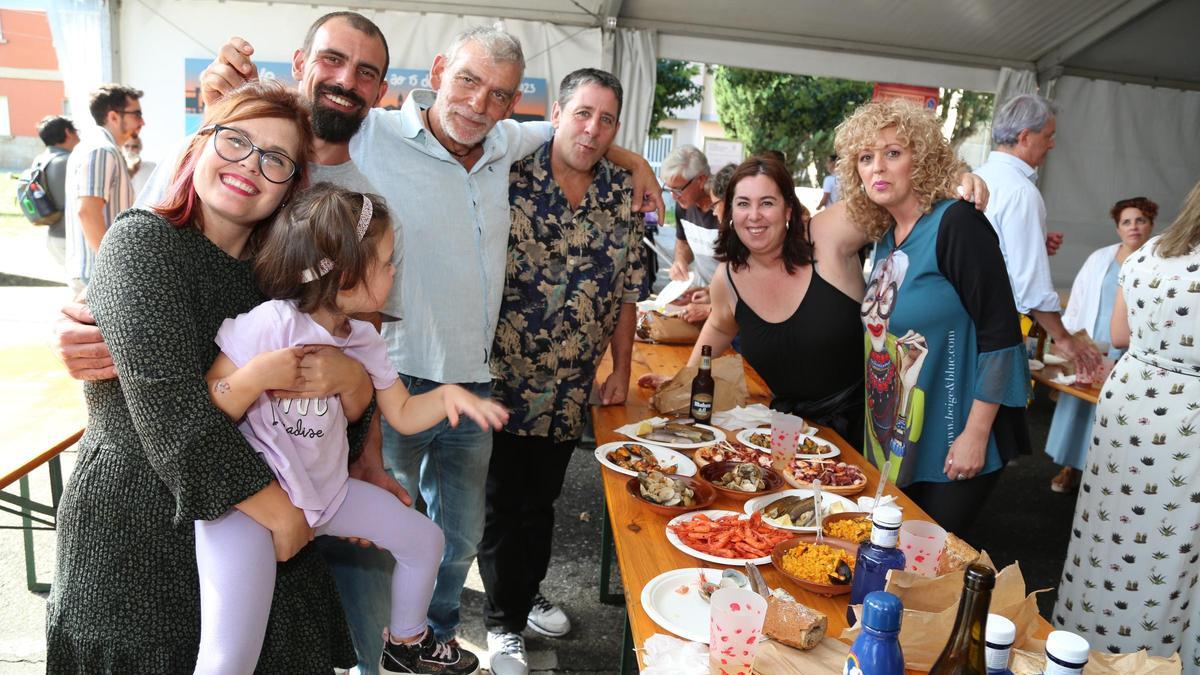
left=491, top=140, right=647, bottom=441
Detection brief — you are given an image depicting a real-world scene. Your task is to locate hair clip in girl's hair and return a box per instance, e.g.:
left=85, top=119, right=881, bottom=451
left=300, top=194, right=374, bottom=283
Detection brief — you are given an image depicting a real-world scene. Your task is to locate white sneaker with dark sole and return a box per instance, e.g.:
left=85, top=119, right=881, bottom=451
left=486, top=631, right=528, bottom=675
left=526, top=593, right=571, bottom=637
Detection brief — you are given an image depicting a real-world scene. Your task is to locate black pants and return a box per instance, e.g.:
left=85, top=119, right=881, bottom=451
left=902, top=468, right=1003, bottom=538
left=478, top=430, right=577, bottom=632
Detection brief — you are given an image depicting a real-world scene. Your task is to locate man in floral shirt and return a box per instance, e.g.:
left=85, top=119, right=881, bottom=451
left=480, top=68, right=646, bottom=674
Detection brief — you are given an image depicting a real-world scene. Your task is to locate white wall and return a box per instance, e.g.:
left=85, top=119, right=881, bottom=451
left=117, top=0, right=602, bottom=164
left=1042, top=75, right=1200, bottom=287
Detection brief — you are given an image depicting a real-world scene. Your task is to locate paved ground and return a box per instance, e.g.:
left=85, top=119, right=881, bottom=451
left=0, top=219, right=1074, bottom=673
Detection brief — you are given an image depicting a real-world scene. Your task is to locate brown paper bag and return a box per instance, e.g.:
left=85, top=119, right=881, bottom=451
left=650, top=353, right=749, bottom=414
left=635, top=309, right=701, bottom=344
left=840, top=555, right=1045, bottom=671
left=1011, top=643, right=1182, bottom=674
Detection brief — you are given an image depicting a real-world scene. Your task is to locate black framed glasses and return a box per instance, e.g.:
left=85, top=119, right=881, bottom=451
left=665, top=174, right=699, bottom=197
left=117, top=109, right=144, bottom=119
left=205, top=124, right=298, bottom=184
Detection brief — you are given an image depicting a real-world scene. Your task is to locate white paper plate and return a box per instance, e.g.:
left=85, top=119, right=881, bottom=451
left=743, top=489, right=858, bottom=532
left=594, top=441, right=697, bottom=477
left=640, top=567, right=721, bottom=644
left=664, top=509, right=771, bottom=565
left=624, top=422, right=727, bottom=450
left=735, top=428, right=840, bottom=460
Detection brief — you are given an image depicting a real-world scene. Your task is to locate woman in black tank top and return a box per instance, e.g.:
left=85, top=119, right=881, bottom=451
left=636, top=157, right=988, bottom=450
left=638, top=157, right=867, bottom=447
left=725, top=262, right=865, bottom=447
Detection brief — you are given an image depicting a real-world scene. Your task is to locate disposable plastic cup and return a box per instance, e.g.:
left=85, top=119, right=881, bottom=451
left=899, top=519, right=947, bottom=576
left=770, top=412, right=805, bottom=466
left=708, top=587, right=768, bottom=675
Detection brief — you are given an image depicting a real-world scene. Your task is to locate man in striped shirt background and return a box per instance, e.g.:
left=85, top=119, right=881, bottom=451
left=65, top=84, right=144, bottom=293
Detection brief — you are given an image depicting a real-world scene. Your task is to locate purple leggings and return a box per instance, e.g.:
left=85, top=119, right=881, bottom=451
left=192, top=478, right=444, bottom=674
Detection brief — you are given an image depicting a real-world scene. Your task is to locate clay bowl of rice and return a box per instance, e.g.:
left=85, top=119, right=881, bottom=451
left=771, top=534, right=857, bottom=597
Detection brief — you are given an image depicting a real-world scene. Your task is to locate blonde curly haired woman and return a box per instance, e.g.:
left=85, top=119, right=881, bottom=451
left=836, top=100, right=1031, bottom=536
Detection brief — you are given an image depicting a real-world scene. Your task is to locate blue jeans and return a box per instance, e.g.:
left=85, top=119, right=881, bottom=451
left=381, top=374, right=493, bottom=642
left=313, top=525, right=394, bottom=674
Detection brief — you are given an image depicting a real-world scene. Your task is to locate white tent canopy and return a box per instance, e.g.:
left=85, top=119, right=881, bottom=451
left=88, top=0, right=1200, bottom=286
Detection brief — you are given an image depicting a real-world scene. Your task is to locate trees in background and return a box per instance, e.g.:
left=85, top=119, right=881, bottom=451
left=712, top=66, right=872, bottom=185
left=650, top=59, right=704, bottom=137
left=710, top=65, right=994, bottom=185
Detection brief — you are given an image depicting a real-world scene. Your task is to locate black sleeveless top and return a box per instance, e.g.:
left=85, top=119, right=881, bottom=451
left=727, top=264, right=865, bottom=449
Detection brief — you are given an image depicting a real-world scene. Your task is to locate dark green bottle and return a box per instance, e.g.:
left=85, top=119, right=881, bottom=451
left=929, top=563, right=995, bottom=675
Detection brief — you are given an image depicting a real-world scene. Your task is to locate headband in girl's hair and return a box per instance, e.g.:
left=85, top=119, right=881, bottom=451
left=300, top=194, right=374, bottom=283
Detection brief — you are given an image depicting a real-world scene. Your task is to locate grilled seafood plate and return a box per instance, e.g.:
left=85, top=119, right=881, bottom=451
left=638, top=470, right=695, bottom=506
left=693, top=441, right=772, bottom=469
left=713, top=463, right=767, bottom=492
left=642, top=421, right=717, bottom=444
left=606, top=443, right=677, bottom=474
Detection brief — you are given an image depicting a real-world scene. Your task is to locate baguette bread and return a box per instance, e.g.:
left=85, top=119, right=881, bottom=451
left=762, top=591, right=827, bottom=650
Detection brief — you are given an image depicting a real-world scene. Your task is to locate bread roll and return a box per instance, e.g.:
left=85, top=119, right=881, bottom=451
left=762, top=592, right=827, bottom=650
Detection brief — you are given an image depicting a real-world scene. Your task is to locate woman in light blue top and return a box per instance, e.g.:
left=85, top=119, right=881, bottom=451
left=1045, top=196, right=1157, bottom=492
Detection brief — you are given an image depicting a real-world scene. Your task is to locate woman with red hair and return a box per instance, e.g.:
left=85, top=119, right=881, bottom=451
left=1045, top=196, right=1158, bottom=492
left=46, top=81, right=372, bottom=672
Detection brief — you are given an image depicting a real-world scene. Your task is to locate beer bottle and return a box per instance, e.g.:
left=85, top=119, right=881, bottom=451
left=929, top=563, right=995, bottom=675
left=690, top=345, right=714, bottom=423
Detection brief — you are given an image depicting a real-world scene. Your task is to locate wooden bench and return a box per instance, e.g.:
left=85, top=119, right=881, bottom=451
left=0, top=427, right=83, bottom=592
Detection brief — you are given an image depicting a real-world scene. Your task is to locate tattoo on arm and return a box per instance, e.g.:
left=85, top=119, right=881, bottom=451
left=214, top=380, right=231, bottom=395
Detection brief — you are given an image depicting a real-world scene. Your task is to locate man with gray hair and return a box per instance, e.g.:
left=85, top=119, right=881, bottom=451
left=974, top=93, right=1102, bottom=377
left=661, top=144, right=720, bottom=282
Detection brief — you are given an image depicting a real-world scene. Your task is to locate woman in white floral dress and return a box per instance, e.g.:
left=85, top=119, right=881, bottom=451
left=1054, top=180, right=1200, bottom=667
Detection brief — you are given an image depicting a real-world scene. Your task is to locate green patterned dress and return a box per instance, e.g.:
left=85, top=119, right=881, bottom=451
left=46, top=209, right=357, bottom=673
left=1053, top=235, right=1200, bottom=667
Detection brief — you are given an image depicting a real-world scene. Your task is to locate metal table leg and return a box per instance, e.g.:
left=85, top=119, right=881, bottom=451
left=620, top=610, right=638, bottom=674
left=598, top=504, right=623, bottom=605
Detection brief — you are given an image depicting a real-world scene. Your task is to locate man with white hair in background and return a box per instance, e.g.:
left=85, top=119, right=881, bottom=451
left=661, top=144, right=718, bottom=322
left=973, top=93, right=1102, bottom=376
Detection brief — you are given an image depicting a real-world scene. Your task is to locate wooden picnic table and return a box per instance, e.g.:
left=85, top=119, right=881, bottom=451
left=1031, top=363, right=1101, bottom=405
left=591, top=341, right=1049, bottom=673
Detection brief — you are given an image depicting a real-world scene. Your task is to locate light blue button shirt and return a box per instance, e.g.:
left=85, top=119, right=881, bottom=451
left=349, top=90, right=552, bottom=384
left=973, top=151, right=1060, bottom=314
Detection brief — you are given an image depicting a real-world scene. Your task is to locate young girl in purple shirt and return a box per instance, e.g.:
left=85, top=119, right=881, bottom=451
left=199, top=183, right=502, bottom=675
